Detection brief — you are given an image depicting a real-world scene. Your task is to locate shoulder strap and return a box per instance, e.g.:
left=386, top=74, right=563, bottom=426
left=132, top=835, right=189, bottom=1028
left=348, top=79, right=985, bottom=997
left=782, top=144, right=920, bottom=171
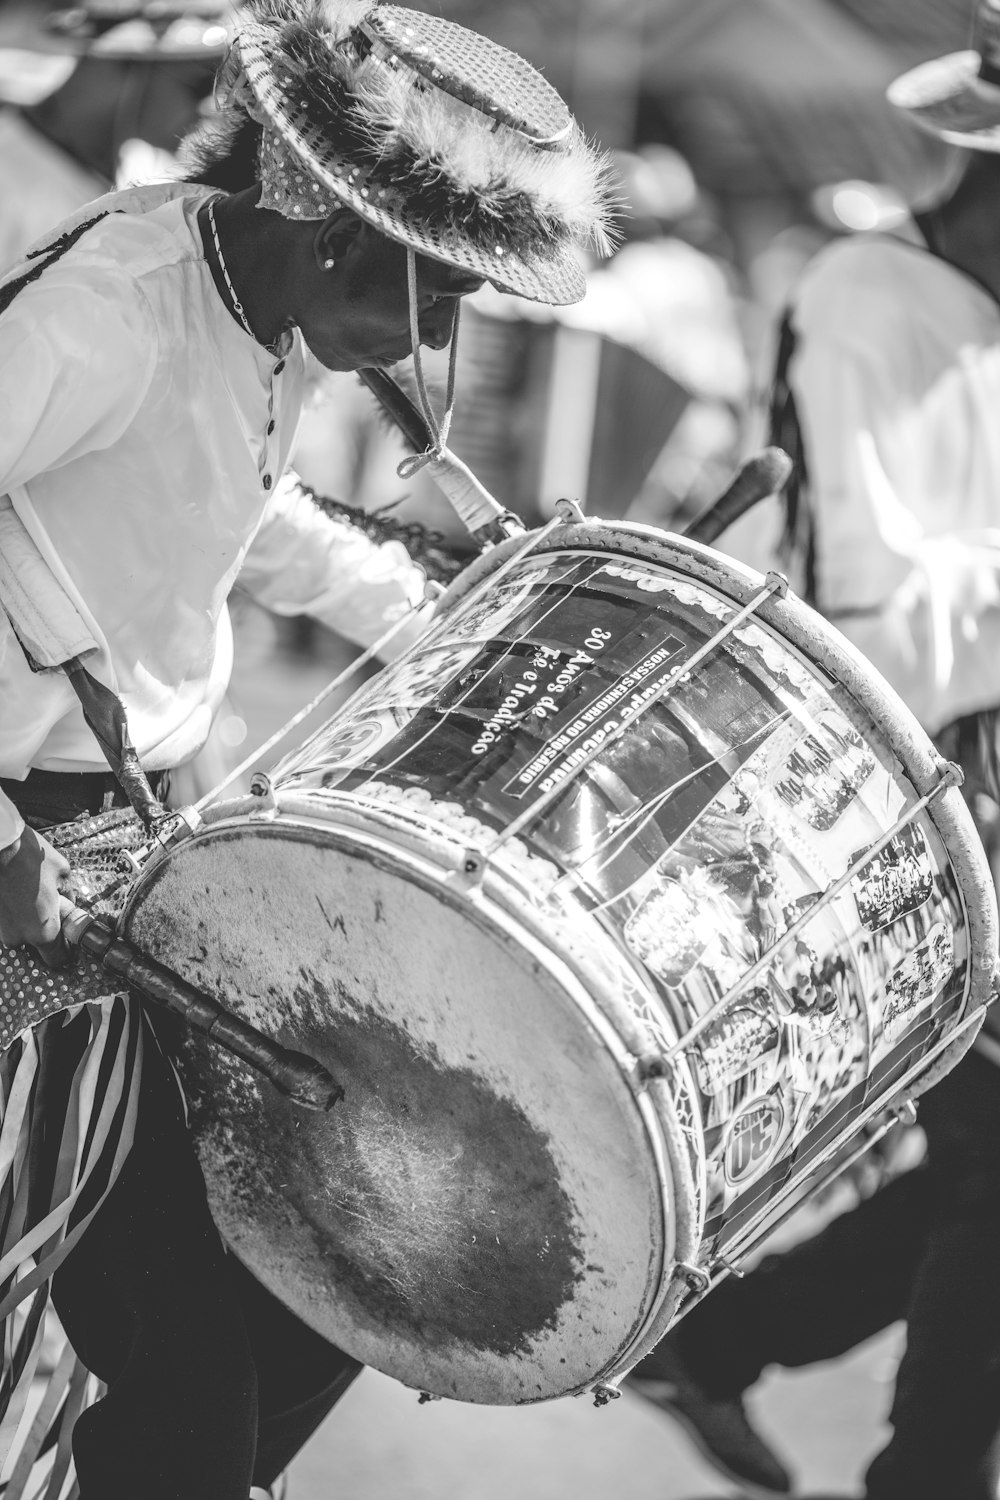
left=0, top=210, right=111, bottom=318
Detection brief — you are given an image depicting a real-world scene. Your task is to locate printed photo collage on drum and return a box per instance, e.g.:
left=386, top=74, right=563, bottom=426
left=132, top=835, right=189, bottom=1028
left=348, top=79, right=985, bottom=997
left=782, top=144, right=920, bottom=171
left=272, top=551, right=970, bottom=1236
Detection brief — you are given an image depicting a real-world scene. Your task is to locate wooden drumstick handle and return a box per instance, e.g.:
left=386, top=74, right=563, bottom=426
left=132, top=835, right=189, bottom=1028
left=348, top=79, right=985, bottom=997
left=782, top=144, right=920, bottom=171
left=61, top=907, right=343, bottom=1112
left=358, top=366, right=433, bottom=454
left=684, top=447, right=794, bottom=546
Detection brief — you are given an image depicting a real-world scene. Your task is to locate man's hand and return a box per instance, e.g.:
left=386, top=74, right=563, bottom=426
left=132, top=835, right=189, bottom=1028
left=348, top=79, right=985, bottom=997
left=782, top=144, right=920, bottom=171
left=0, top=827, right=74, bottom=967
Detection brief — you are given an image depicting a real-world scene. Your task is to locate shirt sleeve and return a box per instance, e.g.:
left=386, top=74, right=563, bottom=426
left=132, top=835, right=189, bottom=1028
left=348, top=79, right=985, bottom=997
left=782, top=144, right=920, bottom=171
left=0, top=258, right=158, bottom=847
left=0, top=260, right=158, bottom=494
left=237, top=473, right=434, bottom=661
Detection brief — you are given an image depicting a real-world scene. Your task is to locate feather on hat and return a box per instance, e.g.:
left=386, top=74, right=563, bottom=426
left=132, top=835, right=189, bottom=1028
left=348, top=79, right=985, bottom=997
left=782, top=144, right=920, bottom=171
left=213, top=0, right=616, bottom=303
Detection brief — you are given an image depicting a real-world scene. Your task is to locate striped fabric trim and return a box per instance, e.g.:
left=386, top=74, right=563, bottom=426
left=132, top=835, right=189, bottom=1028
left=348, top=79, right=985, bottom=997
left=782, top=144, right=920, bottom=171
left=0, top=1000, right=143, bottom=1500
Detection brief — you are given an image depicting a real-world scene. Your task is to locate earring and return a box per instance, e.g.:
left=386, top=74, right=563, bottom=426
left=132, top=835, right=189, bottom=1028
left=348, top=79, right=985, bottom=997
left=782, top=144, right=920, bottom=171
left=323, top=257, right=336, bottom=270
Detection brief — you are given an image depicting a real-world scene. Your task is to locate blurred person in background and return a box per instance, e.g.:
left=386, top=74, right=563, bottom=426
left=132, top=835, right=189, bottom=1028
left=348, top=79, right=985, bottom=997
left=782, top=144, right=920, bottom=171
left=0, top=0, right=229, bottom=270
left=606, top=143, right=749, bottom=529
left=625, top=7, right=1000, bottom=1500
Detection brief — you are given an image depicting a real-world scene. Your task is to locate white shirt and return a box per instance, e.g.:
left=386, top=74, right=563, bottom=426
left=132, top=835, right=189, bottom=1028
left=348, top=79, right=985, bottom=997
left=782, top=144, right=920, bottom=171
left=0, top=181, right=429, bottom=846
left=785, top=232, right=1000, bottom=734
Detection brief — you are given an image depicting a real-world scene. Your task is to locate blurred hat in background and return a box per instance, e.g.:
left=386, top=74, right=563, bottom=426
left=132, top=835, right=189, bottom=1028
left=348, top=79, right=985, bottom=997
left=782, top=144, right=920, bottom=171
left=613, top=145, right=699, bottom=235
left=888, top=0, right=1000, bottom=151
left=40, top=0, right=231, bottom=61
left=0, top=46, right=76, bottom=102
left=0, top=0, right=231, bottom=105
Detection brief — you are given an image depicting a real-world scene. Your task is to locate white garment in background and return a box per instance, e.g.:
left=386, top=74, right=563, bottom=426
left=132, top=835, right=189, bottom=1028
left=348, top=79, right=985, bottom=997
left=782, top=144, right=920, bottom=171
left=0, top=180, right=430, bottom=846
left=784, top=231, right=1000, bottom=734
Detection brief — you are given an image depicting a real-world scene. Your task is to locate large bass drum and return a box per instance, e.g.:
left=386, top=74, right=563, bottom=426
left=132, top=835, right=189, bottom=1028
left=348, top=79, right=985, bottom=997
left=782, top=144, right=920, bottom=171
left=121, top=521, right=997, bottom=1405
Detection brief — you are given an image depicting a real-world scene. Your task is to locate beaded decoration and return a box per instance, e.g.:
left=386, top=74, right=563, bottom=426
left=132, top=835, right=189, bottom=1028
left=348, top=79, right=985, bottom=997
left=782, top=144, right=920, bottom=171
left=0, top=808, right=148, bottom=1048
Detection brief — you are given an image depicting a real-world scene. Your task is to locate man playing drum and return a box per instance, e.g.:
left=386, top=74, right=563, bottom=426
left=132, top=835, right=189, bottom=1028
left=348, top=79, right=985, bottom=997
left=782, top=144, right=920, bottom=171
left=0, top=2, right=613, bottom=1494
left=627, top=9, right=1000, bottom=1500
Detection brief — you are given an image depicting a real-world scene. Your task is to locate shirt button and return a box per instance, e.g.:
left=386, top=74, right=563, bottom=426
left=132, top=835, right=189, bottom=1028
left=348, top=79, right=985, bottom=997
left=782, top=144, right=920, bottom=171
left=267, top=419, right=275, bottom=434
left=263, top=473, right=272, bottom=490
left=273, top=360, right=285, bottom=375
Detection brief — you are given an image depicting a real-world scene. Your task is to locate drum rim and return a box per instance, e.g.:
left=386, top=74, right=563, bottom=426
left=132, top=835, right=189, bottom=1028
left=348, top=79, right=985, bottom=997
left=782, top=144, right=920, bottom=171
left=440, top=520, right=999, bottom=1033
left=122, top=803, right=696, bottom=1399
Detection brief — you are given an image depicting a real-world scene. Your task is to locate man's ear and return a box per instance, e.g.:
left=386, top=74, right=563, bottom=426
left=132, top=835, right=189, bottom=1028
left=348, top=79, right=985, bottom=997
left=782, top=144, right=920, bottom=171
left=314, top=209, right=366, bottom=271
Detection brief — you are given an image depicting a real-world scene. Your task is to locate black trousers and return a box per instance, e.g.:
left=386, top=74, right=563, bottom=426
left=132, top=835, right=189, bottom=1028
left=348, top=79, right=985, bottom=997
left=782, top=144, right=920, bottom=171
left=637, top=1052, right=1000, bottom=1500
left=5, top=770, right=362, bottom=1499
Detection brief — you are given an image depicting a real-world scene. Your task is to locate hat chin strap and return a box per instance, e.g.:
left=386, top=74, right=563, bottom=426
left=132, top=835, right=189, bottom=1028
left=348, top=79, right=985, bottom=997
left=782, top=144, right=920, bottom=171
left=395, top=247, right=520, bottom=543
left=403, top=243, right=459, bottom=452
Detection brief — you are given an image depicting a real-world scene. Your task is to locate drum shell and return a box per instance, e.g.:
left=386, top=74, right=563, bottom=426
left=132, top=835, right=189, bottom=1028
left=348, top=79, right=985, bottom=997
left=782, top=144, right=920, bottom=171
left=276, top=520, right=996, bottom=1258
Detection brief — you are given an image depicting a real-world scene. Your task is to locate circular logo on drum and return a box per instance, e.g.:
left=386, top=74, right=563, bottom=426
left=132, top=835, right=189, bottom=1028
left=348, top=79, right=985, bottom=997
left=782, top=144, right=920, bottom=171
left=313, top=716, right=397, bottom=776
left=722, top=1093, right=786, bottom=1187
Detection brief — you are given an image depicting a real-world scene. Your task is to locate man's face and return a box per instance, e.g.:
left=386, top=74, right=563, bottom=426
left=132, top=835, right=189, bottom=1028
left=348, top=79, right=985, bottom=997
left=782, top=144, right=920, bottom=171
left=296, top=220, right=485, bottom=372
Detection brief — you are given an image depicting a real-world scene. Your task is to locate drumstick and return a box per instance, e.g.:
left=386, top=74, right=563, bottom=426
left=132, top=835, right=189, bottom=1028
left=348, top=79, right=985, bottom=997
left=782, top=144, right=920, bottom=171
left=61, top=907, right=343, bottom=1112
left=683, top=447, right=794, bottom=546
left=359, top=366, right=432, bottom=455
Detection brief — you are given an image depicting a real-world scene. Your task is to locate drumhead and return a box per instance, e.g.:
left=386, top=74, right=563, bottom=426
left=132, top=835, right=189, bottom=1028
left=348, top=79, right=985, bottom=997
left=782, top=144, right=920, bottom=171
left=122, top=813, right=671, bottom=1404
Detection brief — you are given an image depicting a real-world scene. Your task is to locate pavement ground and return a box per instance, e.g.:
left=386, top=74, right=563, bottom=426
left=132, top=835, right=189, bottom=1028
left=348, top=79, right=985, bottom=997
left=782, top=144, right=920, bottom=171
left=286, top=1330, right=901, bottom=1500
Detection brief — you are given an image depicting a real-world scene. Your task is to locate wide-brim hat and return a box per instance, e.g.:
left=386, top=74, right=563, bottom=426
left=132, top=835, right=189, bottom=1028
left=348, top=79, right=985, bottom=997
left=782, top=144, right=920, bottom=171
left=888, top=3, right=1000, bottom=152
left=226, top=0, right=615, bottom=304
left=41, top=0, right=233, bottom=60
